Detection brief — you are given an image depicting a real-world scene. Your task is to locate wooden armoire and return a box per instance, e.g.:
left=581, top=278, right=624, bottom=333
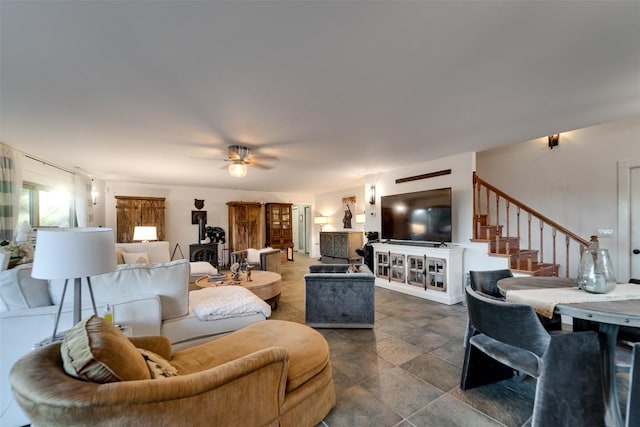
left=226, top=201, right=262, bottom=252
left=115, top=196, right=166, bottom=243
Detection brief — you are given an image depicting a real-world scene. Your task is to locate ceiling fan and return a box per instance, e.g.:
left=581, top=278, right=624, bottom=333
left=224, top=145, right=276, bottom=177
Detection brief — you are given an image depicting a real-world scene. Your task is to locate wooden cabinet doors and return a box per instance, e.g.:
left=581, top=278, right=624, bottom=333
left=227, top=201, right=262, bottom=252
left=265, top=203, right=293, bottom=250
left=115, top=196, right=166, bottom=243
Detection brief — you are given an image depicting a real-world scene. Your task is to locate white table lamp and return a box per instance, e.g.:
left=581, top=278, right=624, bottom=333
left=133, top=226, right=158, bottom=242
left=314, top=216, right=329, bottom=232
left=32, top=227, right=117, bottom=340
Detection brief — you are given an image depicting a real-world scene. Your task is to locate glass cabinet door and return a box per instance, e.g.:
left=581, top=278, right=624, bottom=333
left=407, top=255, right=426, bottom=288
left=426, top=258, right=447, bottom=291
left=390, top=253, right=405, bottom=283
left=376, top=251, right=390, bottom=279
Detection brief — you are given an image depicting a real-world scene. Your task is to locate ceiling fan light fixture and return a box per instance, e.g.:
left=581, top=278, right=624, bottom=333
left=228, top=162, right=247, bottom=177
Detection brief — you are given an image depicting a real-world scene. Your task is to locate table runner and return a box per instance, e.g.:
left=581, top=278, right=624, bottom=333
left=505, top=283, right=640, bottom=318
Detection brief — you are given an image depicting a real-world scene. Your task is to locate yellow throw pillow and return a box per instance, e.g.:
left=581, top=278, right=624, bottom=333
left=115, top=247, right=125, bottom=265
left=60, top=315, right=151, bottom=383
left=122, top=252, right=150, bottom=264
left=138, top=348, right=179, bottom=379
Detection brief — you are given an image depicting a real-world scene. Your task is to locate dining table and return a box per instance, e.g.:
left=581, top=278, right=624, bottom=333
left=497, top=277, right=640, bottom=427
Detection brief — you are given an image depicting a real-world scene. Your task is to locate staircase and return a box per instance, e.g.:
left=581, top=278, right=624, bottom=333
left=472, top=172, right=590, bottom=277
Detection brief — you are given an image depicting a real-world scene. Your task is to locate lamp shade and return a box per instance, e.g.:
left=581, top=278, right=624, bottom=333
left=133, top=226, right=158, bottom=242
left=355, top=214, right=366, bottom=224
left=314, top=216, right=329, bottom=225
left=32, top=228, right=117, bottom=280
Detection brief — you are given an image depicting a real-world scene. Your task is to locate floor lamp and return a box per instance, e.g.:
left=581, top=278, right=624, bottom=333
left=32, top=227, right=117, bottom=341
left=313, top=216, right=329, bottom=261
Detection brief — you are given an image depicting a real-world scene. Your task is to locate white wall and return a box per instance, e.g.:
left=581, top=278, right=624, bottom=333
left=313, top=185, right=366, bottom=258
left=477, top=115, right=640, bottom=282
left=103, top=181, right=313, bottom=265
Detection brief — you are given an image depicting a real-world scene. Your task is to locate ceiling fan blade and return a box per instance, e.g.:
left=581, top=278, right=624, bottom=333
left=251, top=154, right=279, bottom=162
left=250, top=162, right=274, bottom=170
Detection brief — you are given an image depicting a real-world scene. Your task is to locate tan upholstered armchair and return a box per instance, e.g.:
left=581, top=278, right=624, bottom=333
left=10, top=317, right=335, bottom=427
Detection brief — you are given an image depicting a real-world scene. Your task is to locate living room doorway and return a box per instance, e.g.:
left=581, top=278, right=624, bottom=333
left=292, top=204, right=311, bottom=255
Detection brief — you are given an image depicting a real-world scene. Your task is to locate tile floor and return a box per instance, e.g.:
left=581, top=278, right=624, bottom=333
left=269, top=253, right=631, bottom=427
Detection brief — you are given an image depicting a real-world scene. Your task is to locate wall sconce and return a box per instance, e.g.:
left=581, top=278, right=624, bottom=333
left=313, top=216, right=329, bottom=232
left=548, top=134, right=560, bottom=149
left=355, top=213, right=366, bottom=224
left=369, top=185, right=376, bottom=205
left=91, top=179, right=98, bottom=206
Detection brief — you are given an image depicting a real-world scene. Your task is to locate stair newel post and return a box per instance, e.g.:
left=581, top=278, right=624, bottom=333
left=516, top=207, right=522, bottom=270
left=539, top=220, right=545, bottom=272
left=527, top=213, right=533, bottom=271
left=495, top=195, right=500, bottom=237
left=484, top=186, right=490, bottom=237
left=472, top=172, right=478, bottom=240
left=551, top=228, right=557, bottom=276
left=505, top=200, right=511, bottom=255
left=565, top=235, right=571, bottom=277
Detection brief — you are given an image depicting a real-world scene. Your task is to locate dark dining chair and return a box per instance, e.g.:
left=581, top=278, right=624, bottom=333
left=469, top=269, right=563, bottom=331
left=461, top=286, right=605, bottom=427
left=627, top=343, right=640, bottom=427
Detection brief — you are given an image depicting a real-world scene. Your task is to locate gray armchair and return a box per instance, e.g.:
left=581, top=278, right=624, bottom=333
left=469, top=269, right=562, bottom=331
left=462, top=286, right=605, bottom=427
left=627, top=343, right=639, bottom=427
left=304, top=264, right=374, bottom=328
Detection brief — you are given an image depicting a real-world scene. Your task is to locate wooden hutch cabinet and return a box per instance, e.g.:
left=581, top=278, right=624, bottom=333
left=115, top=196, right=166, bottom=243
left=227, top=201, right=262, bottom=252
left=265, top=203, right=293, bottom=255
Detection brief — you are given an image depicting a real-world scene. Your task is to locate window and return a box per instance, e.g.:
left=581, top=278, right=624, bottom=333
left=19, top=182, right=74, bottom=228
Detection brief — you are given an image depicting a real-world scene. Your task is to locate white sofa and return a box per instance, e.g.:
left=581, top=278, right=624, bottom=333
left=0, top=253, right=269, bottom=426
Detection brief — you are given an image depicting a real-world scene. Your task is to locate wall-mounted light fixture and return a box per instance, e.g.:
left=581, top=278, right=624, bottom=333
left=548, top=134, right=560, bottom=149
left=91, top=179, right=98, bottom=206
left=369, top=185, right=376, bottom=205
left=313, top=216, right=329, bottom=232
left=355, top=213, right=366, bottom=224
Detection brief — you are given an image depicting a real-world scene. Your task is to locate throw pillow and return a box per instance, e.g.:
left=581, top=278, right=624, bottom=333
left=61, top=315, right=151, bottom=383
left=138, top=348, right=179, bottom=379
left=246, top=248, right=260, bottom=263
left=115, top=247, right=125, bottom=265
left=346, top=264, right=361, bottom=274
left=0, top=264, right=52, bottom=312
left=122, top=252, right=150, bottom=264
left=190, top=261, right=218, bottom=275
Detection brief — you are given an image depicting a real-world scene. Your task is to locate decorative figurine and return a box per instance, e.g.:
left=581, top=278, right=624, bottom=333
left=230, top=262, right=241, bottom=281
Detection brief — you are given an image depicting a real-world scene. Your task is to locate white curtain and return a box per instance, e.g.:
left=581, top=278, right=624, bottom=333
left=74, top=173, right=94, bottom=227
left=0, top=143, right=17, bottom=241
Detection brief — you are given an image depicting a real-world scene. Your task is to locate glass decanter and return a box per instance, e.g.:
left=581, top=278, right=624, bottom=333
left=577, top=246, right=617, bottom=294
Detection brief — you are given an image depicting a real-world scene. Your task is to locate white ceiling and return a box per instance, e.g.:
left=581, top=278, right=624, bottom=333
left=1, top=0, right=639, bottom=193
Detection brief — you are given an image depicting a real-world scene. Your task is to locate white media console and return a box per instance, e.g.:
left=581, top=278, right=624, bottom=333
left=371, top=242, right=465, bottom=305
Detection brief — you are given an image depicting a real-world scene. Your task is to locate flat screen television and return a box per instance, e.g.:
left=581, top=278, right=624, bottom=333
left=381, top=187, right=452, bottom=243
